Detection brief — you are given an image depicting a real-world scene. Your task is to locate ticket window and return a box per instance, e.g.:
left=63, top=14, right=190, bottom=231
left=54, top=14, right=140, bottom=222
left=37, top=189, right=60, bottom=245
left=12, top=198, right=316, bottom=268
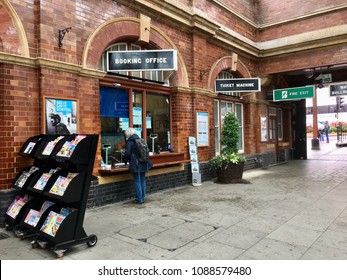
left=132, top=90, right=143, bottom=138
left=100, top=86, right=171, bottom=162
left=100, top=86, right=128, bottom=164
left=146, top=93, right=170, bottom=153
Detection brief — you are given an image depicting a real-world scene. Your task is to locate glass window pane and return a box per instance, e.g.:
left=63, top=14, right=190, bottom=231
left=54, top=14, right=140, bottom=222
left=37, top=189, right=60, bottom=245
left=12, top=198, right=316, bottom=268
left=146, top=93, right=171, bottom=152
left=235, top=103, right=243, bottom=151
left=278, top=109, right=283, bottom=140
left=214, top=100, right=220, bottom=154
left=100, top=86, right=129, bottom=164
left=132, top=90, right=143, bottom=138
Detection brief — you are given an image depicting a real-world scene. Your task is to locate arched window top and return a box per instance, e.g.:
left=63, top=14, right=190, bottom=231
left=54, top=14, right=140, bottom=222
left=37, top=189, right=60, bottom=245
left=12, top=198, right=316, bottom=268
left=217, top=71, right=240, bottom=98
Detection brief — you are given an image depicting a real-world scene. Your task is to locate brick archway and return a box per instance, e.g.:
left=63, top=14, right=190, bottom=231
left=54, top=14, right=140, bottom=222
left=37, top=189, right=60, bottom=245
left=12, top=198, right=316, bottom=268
left=207, top=55, right=251, bottom=91
left=82, top=17, right=188, bottom=87
left=0, top=0, right=29, bottom=56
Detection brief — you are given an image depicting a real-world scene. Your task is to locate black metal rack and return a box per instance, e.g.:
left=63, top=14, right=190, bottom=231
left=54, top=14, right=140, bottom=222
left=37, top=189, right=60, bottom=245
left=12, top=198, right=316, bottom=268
left=4, top=134, right=99, bottom=257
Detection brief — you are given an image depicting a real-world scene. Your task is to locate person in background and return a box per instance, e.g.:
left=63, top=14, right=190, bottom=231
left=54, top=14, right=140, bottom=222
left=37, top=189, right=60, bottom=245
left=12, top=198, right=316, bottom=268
left=324, top=121, right=330, bottom=143
left=318, top=121, right=324, bottom=141
left=124, top=128, right=153, bottom=204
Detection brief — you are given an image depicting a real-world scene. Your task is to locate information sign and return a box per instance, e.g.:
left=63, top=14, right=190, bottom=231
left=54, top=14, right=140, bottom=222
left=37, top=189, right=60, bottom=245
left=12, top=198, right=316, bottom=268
left=215, top=78, right=260, bottom=92
left=273, top=86, right=314, bottom=101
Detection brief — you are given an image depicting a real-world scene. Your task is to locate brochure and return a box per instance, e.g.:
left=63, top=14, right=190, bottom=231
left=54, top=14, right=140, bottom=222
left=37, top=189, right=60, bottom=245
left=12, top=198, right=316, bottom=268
left=15, top=166, right=40, bottom=188
left=48, top=172, right=78, bottom=196
left=42, top=136, right=64, bottom=155
left=6, top=195, right=30, bottom=219
left=24, top=200, right=55, bottom=227
left=40, top=208, right=72, bottom=237
left=33, top=168, right=60, bottom=191
left=56, top=135, right=86, bottom=157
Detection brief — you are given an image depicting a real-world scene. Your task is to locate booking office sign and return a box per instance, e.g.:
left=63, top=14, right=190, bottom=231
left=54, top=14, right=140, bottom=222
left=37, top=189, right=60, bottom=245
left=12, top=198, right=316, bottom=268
left=107, top=49, right=178, bottom=72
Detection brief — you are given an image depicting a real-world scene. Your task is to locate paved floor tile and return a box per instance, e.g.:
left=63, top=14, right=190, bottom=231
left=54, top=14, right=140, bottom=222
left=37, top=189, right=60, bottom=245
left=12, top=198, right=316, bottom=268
left=147, top=222, right=215, bottom=250
left=301, top=245, right=347, bottom=260
left=209, top=225, right=267, bottom=250
left=267, top=223, right=323, bottom=247
left=174, top=241, right=245, bottom=260
left=240, top=238, right=308, bottom=260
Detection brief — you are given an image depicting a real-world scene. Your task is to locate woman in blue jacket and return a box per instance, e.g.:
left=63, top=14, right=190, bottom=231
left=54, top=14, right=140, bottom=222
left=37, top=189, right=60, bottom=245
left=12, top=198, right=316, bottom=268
left=124, top=128, right=153, bottom=204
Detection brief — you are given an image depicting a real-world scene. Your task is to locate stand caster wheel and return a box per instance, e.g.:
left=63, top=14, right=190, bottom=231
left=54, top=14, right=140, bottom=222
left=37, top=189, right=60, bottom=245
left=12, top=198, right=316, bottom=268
left=54, top=250, right=66, bottom=258
left=5, top=223, right=12, bottom=231
left=31, top=240, right=38, bottom=249
left=38, top=241, right=48, bottom=249
left=87, top=234, right=97, bottom=247
left=14, top=230, right=21, bottom=238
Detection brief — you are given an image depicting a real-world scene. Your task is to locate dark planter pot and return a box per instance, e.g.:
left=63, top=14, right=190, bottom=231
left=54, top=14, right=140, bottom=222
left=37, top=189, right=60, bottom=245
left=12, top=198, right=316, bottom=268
left=216, top=161, right=245, bottom=183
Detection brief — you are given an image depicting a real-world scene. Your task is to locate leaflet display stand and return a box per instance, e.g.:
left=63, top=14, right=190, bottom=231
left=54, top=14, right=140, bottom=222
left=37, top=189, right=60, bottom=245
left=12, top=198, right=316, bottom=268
left=4, top=134, right=99, bottom=257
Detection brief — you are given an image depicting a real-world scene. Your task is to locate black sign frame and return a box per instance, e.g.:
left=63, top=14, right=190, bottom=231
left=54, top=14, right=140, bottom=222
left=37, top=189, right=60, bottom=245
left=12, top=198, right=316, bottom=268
left=215, top=78, right=261, bottom=93
left=330, top=83, right=347, bottom=96
left=107, top=49, right=177, bottom=72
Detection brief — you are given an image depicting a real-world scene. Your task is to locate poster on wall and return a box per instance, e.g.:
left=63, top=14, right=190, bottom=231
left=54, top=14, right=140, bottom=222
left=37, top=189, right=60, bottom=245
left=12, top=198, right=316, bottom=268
left=44, top=97, right=78, bottom=135
left=133, top=107, right=142, bottom=125
left=260, top=117, right=267, bottom=141
left=196, top=112, right=209, bottom=146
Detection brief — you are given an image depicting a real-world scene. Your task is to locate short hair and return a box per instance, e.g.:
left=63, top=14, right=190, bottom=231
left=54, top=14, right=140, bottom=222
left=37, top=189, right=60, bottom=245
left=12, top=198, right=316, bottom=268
left=125, top=127, right=137, bottom=138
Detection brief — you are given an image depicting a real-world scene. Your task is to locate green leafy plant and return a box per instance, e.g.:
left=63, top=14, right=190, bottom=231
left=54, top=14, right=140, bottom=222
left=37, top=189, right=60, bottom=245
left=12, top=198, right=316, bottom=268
left=210, top=112, right=245, bottom=170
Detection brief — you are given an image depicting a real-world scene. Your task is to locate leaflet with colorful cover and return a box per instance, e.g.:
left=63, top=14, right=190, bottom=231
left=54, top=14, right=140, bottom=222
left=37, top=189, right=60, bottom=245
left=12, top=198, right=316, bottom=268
left=15, top=166, right=40, bottom=188
left=48, top=172, right=78, bottom=196
left=42, top=136, right=64, bottom=155
left=24, top=200, right=55, bottom=227
left=40, top=208, right=73, bottom=237
left=56, top=135, right=86, bottom=158
left=33, top=168, right=61, bottom=191
left=23, top=142, right=36, bottom=154
left=6, top=195, right=30, bottom=219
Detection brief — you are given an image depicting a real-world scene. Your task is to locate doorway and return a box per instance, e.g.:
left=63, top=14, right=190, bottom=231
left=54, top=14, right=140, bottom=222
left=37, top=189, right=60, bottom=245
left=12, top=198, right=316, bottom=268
left=292, top=99, right=307, bottom=159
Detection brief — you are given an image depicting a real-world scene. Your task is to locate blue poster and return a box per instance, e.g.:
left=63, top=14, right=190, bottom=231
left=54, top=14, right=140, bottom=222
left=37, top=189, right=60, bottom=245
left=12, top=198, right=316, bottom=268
left=100, top=86, right=129, bottom=118
left=55, top=100, right=72, bottom=115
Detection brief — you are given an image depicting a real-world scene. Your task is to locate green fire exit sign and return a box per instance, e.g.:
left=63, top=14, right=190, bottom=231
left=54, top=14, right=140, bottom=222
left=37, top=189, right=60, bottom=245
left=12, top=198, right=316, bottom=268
left=273, top=86, right=314, bottom=101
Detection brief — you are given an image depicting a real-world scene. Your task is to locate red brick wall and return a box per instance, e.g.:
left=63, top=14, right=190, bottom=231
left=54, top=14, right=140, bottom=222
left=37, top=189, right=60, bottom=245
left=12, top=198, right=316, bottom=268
left=0, top=64, right=40, bottom=189
left=0, top=6, right=21, bottom=54
left=40, top=69, right=101, bottom=173
left=0, top=64, right=100, bottom=190
left=260, top=44, right=347, bottom=74
left=258, top=0, right=347, bottom=25
left=258, top=9, right=347, bottom=42
left=171, top=89, right=215, bottom=162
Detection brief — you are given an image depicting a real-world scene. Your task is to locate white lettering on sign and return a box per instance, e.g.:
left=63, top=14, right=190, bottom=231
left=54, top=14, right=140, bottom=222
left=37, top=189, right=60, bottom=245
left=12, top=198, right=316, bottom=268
left=220, top=84, right=235, bottom=87
left=236, top=83, right=254, bottom=87
left=115, top=58, right=142, bottom=64
left=145, top=57, right=167, bottom=64
left=114, top=57, right=168, bottom=65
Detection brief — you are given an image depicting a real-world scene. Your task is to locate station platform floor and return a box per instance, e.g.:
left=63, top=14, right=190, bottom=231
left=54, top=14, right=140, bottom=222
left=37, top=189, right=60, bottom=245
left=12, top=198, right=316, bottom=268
left=1, top=136, right=347, bottom=260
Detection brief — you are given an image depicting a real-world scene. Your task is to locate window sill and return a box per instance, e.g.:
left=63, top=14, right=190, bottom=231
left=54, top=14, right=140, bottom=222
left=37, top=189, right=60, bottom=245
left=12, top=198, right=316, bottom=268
left=98, top=152, right=188, bottom=175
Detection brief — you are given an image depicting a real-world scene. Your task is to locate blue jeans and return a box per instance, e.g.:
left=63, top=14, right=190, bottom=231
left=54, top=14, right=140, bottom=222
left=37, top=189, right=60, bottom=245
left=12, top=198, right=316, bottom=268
left=132, top=172, right=146, bottom=203
left=325, top=131, right=329, bottom=143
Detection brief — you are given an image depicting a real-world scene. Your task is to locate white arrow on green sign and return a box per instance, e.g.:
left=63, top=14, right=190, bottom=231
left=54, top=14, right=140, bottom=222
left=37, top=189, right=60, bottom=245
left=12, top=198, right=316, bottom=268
left=273, top=86, right=314, bottom=101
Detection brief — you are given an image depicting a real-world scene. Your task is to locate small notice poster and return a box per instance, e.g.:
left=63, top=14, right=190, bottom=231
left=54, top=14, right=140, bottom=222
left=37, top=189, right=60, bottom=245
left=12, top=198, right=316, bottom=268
left=197, top=112, right=209, bottom=146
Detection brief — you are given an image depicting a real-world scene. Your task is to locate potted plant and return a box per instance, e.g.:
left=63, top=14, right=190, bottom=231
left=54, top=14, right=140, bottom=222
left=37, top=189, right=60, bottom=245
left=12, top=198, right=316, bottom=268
left=210, top=112, right=245, bottom=183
